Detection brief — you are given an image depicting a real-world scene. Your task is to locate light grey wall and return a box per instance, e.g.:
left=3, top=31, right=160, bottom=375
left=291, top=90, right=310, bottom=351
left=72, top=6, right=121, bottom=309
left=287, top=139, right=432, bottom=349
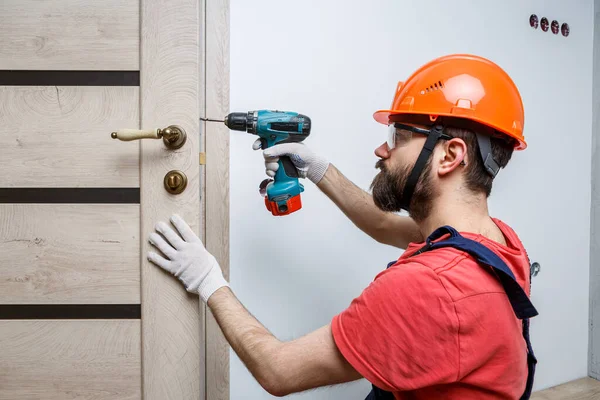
left=230, top=0, right=595, bottom=397
left=590, top=0, right=600, bottom=380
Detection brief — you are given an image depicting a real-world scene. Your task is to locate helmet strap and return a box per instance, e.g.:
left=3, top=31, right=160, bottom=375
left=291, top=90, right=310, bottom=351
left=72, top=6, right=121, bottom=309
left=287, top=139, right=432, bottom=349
left=399, top=125, right=501, bottom=212
left=475, top=132, right=500, bottom=177
left=400, top=125, right=445, bottom=211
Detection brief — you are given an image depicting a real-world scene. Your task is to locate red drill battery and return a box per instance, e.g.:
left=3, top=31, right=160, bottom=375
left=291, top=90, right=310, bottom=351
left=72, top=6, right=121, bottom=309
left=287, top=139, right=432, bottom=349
left=265, top=194, right=302, bottom=216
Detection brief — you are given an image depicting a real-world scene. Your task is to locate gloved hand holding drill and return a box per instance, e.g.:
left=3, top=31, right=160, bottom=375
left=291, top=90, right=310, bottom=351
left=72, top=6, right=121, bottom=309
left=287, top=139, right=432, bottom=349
left=252, top=140, right=330, bottom=185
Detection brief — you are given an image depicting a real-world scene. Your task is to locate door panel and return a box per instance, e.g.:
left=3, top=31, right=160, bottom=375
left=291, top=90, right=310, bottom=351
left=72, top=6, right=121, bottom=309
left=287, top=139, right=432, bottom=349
left=0, top=320, right=141, bottom=400
left=0, top=204, right=139, bottom=304
left=0, top=0, right=229, bottom=400
left=0, top=0, right=139, bottom=70
left=0, top=86, right=139, bottom=187
left=0, top=0, right=217, bottom=398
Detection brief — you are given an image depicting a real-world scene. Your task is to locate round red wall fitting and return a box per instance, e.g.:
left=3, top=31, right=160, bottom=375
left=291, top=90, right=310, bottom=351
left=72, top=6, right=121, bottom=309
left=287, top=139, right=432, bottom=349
left=541, top=17, right=549, bottom=32
left=529, top=14, right=539, bottom=29
left=561, top=23, right=570, bottom=37
left=551, top=20, right=559, bottom=34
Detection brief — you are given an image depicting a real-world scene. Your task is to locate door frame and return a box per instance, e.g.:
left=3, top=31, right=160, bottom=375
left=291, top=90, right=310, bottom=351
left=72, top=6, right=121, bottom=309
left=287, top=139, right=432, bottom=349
left=202, top=0, right=231, bottom=398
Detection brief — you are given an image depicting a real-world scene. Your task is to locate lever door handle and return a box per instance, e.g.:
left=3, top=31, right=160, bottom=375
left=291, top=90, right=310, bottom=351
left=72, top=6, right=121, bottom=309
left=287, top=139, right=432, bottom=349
left=111, top=125, right=187, bottom=149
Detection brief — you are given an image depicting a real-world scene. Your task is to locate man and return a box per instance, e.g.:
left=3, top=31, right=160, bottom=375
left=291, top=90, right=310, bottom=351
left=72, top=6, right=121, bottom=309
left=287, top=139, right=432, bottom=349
left=147, top=54, right=536, bottom=399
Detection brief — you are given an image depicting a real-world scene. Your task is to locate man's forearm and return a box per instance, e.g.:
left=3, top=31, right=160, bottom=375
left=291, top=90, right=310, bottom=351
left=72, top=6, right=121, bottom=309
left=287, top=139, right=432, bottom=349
left=207, top=287, right=283, bottom=395
left=207, top=286, right=362, bottom=397
left=317, top=164, right=422, bottom=248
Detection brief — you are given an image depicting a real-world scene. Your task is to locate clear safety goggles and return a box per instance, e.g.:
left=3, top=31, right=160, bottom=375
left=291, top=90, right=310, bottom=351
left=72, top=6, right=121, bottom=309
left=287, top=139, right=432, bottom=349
left=386, top=122, right=453, bottom=149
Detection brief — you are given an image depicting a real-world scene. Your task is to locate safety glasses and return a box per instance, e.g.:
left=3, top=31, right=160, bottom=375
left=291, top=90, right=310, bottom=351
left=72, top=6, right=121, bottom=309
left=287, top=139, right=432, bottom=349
left=386, top=122, right=453, bottom=149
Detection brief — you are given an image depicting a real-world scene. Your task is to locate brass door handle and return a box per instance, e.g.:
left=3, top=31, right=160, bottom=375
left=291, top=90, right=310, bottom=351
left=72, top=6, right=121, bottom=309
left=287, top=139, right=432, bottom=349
left=111, top=125, right=187, bottom=149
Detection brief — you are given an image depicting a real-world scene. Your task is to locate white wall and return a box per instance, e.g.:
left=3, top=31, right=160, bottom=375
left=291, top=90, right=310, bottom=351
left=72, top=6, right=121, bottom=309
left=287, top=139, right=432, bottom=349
left=229, top=0, right=595, bottom=397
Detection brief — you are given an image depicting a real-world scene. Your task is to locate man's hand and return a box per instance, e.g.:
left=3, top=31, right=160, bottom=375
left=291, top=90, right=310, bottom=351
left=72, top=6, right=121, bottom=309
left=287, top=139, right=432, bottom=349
left=253, top=140, right=330, bottom=184
left=147, top=214, right=228, bottom=302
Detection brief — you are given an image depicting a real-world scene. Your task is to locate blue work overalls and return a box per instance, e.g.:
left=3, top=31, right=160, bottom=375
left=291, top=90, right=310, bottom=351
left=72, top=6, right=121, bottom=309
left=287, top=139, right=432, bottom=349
left=365, top=226, right=538, bottom=400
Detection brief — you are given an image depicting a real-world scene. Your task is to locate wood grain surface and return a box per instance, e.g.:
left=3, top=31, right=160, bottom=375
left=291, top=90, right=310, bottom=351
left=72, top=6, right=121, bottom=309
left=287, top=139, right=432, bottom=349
left=140, top=0, right=203, bottom=398
left=0, top=204, right=140, bottom=304
left=204, top=0, right=231, bottom=398
left=0, top=86, right=139, bottom=188
left=0, top=0, right=139, bottom=70
left=0, top=320, right=141, bottom=400
left=532, top=377, right=600, bottom=400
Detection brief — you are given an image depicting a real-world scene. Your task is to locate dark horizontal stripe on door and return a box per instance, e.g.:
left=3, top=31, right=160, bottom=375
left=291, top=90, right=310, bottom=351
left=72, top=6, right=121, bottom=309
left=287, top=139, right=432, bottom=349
left=0, top=70, right=140, bottom=86
left=0, top=188, right=140, bottom=203
left=0, top=304, right=141, bottom=319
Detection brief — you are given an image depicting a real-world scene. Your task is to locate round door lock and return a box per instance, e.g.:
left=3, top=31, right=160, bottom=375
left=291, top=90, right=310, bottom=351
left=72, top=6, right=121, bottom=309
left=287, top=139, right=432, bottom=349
left=164, top=170, right=187, bottom=194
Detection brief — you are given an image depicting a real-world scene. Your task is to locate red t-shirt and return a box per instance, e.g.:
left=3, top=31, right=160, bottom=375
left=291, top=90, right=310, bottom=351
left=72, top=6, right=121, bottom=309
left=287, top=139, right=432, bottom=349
left=331, top=218, right=531, bottom=399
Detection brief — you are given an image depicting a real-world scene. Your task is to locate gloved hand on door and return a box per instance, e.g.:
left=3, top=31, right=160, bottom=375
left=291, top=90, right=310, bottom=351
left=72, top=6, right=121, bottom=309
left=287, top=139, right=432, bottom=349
left=147, top=214, right=228, bottom=302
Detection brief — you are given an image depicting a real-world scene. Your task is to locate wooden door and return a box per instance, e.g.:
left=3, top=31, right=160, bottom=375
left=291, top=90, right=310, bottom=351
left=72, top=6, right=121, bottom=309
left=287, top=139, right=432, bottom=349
left=0, top=0, right=230, bottom=399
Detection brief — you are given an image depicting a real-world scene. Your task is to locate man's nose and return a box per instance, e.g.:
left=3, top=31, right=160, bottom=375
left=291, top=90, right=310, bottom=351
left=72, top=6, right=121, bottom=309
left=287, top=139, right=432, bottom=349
left=374, top=142, right=390, bottom=159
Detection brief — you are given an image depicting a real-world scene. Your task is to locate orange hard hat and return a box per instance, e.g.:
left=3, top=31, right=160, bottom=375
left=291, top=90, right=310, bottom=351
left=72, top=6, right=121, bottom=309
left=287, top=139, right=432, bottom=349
left=373, top=54, right=526, bottom=150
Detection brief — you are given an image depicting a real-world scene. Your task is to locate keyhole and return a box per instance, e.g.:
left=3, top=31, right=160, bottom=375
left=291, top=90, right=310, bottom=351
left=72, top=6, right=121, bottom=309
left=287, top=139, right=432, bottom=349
left=164, top=170, right=187, bottom=194
left=168, top=175, right=181, bottom=189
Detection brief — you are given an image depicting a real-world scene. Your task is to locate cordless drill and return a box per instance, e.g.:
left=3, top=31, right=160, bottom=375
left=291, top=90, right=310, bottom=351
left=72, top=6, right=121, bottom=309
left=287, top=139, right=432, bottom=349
left=224, top=110, right=311, bottom=216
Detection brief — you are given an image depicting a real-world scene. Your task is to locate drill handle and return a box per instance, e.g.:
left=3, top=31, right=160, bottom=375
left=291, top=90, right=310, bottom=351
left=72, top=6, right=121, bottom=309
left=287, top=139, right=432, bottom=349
left=266, top=155, right=304, bottom=216
left=277, top=156, right=299, bottom=180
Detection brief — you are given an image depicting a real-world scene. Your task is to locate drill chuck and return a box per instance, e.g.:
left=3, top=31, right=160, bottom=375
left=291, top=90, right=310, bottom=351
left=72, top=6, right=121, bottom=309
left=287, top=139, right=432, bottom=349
left=224, top=112, right=255, bottom=132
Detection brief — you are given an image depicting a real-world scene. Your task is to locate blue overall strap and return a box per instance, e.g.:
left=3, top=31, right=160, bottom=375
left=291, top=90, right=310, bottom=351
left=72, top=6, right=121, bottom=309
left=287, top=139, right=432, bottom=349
left=421, top=226, right=538, bottom=320
left=365, top=385, right=395, bottom=400
left=522, top=318, right=537, bottom=399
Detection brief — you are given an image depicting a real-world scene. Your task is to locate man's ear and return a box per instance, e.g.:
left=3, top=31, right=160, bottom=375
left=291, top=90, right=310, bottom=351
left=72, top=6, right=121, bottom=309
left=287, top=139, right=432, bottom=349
left=438, top=138, right=467, bottom=176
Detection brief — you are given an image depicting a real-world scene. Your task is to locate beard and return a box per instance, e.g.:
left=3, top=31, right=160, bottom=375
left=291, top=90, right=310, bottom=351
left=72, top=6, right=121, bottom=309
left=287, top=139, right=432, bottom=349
left=370, top=157, right=436, bottom=223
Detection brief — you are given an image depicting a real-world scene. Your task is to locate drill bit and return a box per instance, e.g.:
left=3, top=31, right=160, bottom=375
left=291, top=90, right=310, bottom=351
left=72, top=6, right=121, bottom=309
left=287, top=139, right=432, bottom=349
left=200, top=117, right=225, bottom=123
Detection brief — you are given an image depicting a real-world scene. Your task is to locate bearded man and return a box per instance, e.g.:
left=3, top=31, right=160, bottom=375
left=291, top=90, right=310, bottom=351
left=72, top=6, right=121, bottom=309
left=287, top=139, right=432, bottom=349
left=147, top=54, right=538, bottom=400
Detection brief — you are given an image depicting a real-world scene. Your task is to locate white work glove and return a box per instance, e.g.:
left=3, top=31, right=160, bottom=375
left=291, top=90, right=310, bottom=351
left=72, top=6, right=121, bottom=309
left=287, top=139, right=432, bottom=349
left=253, top=140, right=329, bottom=184
left=147, top=214, right=228, bottom=302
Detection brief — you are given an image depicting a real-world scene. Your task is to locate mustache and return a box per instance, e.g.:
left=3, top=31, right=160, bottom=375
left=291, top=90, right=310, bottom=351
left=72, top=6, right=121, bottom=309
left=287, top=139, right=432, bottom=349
left=375, top=159, right=386, bottom=170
